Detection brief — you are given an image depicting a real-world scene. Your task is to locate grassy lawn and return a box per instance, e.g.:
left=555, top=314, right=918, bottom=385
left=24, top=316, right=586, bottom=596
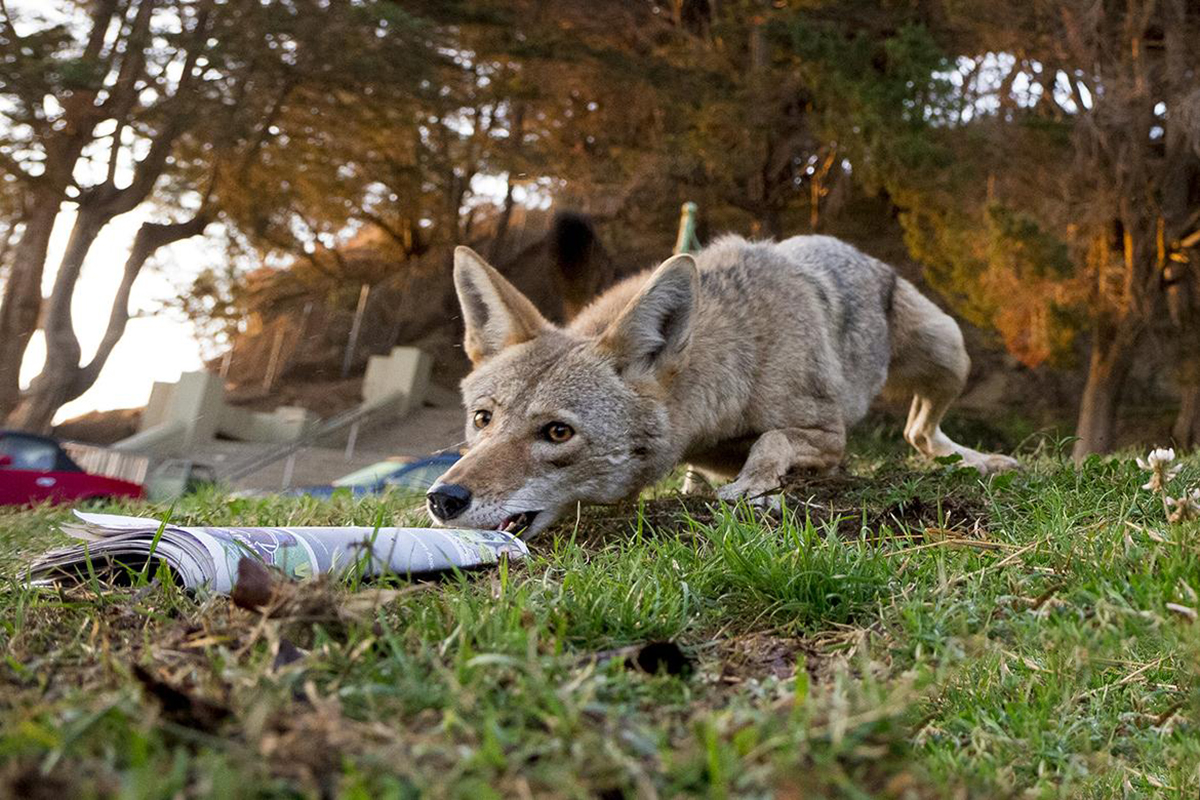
left=2, top=437, right=1198, bottom=798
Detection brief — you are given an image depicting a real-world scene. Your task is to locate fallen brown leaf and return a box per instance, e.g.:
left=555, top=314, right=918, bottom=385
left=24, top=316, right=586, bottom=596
left=232, top=556, right=275, bottom=611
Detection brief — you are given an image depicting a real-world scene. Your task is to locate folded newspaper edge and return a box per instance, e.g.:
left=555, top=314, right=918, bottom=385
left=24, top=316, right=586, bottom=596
left=27, top=512, right=529, bottom=594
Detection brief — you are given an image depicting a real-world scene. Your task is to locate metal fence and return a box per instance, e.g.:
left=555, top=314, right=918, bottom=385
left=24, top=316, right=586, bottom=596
left=216, top=391, right=401, bottom=488
left=62, top=442, right=150, bottom=485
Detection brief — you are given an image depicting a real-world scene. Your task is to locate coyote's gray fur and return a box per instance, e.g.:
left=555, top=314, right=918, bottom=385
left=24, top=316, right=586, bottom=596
left=425, top=235, right=1018, bottom=537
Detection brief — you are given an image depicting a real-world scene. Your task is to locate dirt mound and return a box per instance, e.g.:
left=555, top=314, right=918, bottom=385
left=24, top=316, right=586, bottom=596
left=224, top=375, right=365, bottom=418
left=217, top=211, right=640, bottom=409
left=53, top=407, right=142, bottom=445
left=558, top=468, right=993, bottom=547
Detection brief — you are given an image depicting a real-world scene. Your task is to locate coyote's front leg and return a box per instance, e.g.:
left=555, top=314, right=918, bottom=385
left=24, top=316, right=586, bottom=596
left=717, top=424, right=845, bottom=505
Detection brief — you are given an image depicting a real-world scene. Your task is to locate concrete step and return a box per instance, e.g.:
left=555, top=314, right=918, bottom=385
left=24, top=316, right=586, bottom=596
left=190, top=403, right=466, bottom=491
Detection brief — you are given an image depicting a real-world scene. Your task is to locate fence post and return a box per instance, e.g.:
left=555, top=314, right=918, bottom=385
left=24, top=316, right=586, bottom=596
left=342, top=283, right=371, bottom=378
left=281, top=452, right=297, bottom=490
left=674, top=201, right=701, bottom=255
left=263, top=325, right=287, bottom=392
left=344, top=420, right=360, bottom=462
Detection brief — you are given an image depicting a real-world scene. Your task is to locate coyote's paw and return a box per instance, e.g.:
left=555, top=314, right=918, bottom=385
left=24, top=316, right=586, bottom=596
left=681, top=468, right=714, bottom=495
left=958, top=451, right=1020, bottom=476
left=716, top=482, right=783, bottom=513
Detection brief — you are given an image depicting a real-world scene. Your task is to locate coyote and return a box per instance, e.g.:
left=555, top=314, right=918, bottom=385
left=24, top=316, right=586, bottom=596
left=426, top=236, right=1018, bottom=537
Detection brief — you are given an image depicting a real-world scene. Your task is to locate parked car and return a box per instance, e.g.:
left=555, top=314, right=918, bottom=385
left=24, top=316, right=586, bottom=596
left=283, top=452, right=460, bottom=499
left=0, top=430, right=146, bottom=506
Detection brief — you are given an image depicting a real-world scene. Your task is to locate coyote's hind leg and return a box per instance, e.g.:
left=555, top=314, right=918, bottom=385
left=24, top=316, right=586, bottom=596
left=886, top=279, right=1018, bottom=475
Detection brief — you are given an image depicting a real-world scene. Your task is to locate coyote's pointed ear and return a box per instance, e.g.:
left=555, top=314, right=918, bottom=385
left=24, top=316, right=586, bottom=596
left=599, top=253, right=698, bottom=381
left=454, top=246, right=551, bottom=365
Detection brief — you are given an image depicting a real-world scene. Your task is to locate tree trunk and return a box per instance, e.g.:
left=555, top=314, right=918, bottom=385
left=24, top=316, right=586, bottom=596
left=0, top=0, right=129, bottom=422
left=7, top=214, right=212, bottom=432
left=489, top=104, right=525, bottom=262
left=760, top=206, right=784, bottom=240
left=1072, top=321, right=1143, bottom=461
left=0, top=218, right=19, bottom=278
left=4, top=208, right=109, bottom=432
left=42, top=209, right=107, bottom=363
left=1170, top=278, right=1200, bottom=450
left=1173, top=367, right=1200, bottom=449
left=0, top=193, right=61, bottom=420
left=489, top=175, right=517, bottom=261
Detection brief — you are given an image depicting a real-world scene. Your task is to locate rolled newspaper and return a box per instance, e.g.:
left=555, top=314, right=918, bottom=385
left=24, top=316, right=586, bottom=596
left=28, top=512, right=529, bottom=593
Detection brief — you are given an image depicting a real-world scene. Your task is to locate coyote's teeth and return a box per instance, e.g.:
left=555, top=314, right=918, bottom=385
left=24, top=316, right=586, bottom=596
left=497, top=512, right=537, bottom=534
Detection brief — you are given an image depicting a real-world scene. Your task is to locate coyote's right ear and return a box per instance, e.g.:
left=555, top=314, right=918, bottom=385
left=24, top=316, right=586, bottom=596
left=454, top=246, right=551, bottom=365
left=599, top=253, right=698, bottom=382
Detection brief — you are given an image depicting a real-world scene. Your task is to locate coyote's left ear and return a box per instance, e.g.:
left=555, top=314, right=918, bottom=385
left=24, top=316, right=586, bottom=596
left=454, top=246, right=552, bottom=365
left=599, top=253, right=698, bottom=381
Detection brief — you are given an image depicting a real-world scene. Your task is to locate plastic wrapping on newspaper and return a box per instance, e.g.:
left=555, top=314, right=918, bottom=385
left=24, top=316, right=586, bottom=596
left=27, top=512, right=529, bottom=593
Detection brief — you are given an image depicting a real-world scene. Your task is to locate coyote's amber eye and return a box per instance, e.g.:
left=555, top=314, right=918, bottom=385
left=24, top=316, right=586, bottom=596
left=542, top=421, right=574, bottom=443
left=473, top=410, right=492, bottom=429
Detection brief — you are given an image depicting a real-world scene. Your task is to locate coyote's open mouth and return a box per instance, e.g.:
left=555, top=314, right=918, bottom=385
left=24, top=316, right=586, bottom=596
left=498, top=511, right=540, bottom=534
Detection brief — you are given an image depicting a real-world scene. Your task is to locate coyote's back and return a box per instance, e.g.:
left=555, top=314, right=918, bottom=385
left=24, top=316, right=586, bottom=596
left=568, top=234, right=898, bottom=463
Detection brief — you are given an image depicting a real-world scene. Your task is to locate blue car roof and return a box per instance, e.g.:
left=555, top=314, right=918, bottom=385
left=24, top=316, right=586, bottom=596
left=287, top=452, right=459, bottom=497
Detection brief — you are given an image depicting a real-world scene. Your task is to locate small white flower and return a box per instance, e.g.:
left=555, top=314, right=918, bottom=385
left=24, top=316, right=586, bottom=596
left=1142, top=470, right=1182, bottom=492
left=1137, top=447, right=1176, bottom=470
left=1138, top=447, right=1182, bottom=492
left=1166, top=488, right=1200, bottom=524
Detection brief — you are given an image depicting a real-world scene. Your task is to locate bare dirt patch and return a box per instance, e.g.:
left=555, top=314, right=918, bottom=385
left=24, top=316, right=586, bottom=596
left=553, top=468, right=994, bottom=548
left=710, top=632, right=819, bottom=684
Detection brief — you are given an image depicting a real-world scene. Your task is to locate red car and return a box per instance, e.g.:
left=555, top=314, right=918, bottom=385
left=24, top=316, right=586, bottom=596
left=0, top=430, right=145, bottom=506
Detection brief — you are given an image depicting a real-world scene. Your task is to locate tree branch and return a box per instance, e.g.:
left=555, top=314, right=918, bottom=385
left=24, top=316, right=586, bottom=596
left=236, top=78, right=296, bottom=178
left=92, top=0, right=214, bottom=215
left=0, top=149, right=32, bottom=184
left=98, top=0, right=154, bottom=124
left=354, top=205, right=418, bottom=254
left=0, top=0, right=20, bottom=42
left=74, top=208, right=213, bottom=395
left=104, top=119, right=127, bottom=187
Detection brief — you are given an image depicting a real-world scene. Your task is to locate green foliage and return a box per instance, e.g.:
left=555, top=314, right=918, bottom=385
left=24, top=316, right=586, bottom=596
left=900, top=198, right=998, bottom=327
left=786, top=0, right=1200, bottom=389
left=703, top=508, right=893, bottom=629
left=2, top=448, right=1198, bottom=796
left=984, top=204, right=1074, bottom=281
left=791, top=16, right=955, bottom=189
left=191, top=0, right=924, bottom=327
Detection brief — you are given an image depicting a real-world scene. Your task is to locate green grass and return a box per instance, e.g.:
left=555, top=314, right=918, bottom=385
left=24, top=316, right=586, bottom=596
left=2, top=445, right=1199, bottom=798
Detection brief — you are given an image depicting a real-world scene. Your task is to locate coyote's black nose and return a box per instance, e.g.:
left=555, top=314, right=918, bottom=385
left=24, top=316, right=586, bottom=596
left=427, top=483, right=472, bottom=521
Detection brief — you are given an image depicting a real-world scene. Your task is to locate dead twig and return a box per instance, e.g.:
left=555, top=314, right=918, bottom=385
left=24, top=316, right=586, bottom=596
left=883, top=536, right=1012, bottom=558
left=1072, top=657, right=1167, bottom=704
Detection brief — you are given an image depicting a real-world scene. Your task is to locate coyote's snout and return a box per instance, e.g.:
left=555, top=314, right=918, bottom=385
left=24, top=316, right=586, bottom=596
left=427, top=236, right=1017, bottom=537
